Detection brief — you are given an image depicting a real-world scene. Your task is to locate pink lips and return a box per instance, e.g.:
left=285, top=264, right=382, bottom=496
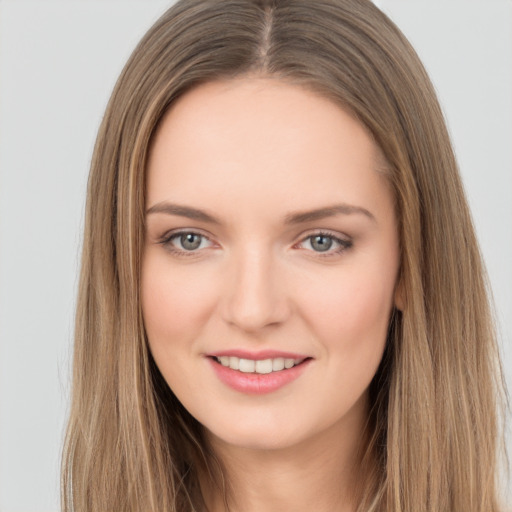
left=206, top=350, right=312, bottom=394
left=209, top=349, right=309, bottom=360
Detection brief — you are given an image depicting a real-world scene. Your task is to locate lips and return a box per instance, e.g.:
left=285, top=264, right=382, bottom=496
left=207, top=350, right=312, bottom=394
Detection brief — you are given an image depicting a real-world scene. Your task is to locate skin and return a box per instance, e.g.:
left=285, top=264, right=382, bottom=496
left=142, top=77, right=401, bottom=512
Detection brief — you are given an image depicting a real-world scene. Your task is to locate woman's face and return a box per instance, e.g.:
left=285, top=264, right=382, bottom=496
left=142, top=78, right=400, bottom=451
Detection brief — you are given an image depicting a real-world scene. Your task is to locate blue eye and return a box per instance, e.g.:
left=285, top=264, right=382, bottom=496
left=299, top=232, right=352, bottom=255
left=177, top=233, right=203, bottom=250
left=310, top=234, right=334, bottom=252
left=162, top=231, right=213, bottom=254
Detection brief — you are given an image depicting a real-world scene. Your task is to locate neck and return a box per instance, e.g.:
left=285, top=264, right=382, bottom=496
left=200, top=395, right=371, bottom=512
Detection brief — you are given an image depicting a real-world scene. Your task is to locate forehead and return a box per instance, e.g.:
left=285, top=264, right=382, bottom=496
left=146, top=78, right=393, bottom=223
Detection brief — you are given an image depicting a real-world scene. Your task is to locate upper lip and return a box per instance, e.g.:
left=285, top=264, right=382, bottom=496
left=207, top=349, right=311, bottom=360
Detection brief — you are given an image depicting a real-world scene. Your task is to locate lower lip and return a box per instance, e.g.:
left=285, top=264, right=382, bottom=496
left=208, top=358, right=311, bottom=394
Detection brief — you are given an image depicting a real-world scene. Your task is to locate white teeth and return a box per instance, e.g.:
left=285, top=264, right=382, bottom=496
left=216, top=356, right=305, bottom=374
left=272, top=357, right=285, bottom=371
left=238, top=358, right=255, bottom=373
left=284, top=358, right=295, bottom=369
left=255, top=359, right=273, bottom=374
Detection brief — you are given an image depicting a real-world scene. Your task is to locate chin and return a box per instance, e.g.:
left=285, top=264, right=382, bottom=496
left=208, top=429, right=299, bottom=452
left=202, top=414, right=319, bottom=453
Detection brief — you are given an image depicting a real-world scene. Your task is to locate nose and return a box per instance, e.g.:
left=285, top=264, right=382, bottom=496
left=221, top=245, right=291, bottom=333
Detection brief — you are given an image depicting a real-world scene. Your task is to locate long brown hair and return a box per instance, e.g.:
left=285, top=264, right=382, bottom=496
left=61, top=1, right=508, bottom=510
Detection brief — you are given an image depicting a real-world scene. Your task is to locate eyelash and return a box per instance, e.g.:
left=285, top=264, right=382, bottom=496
left=294, top=231, right=353, bottom=257
left=158, top=230, right=215, bottom=258
left=158, top=230, right=353, bottom=258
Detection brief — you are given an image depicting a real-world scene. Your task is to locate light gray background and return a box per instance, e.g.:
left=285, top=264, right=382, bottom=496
left=0, top=1, right=510, bottom=510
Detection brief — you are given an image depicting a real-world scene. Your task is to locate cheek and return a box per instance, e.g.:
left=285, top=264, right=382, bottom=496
left=141, top=255, right=224, bottom=403
left=297, top=262, right=395, bottom=360
left=141, top=255, right=218, bottom=349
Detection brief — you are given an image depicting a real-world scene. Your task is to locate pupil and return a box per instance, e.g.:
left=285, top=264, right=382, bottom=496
left=181, top=233, right=201, bottom=250
left=311, top=235, right=333, bottom=252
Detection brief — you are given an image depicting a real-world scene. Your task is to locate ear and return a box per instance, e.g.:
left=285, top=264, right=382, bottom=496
left=394, top=275, right=404, bottom=312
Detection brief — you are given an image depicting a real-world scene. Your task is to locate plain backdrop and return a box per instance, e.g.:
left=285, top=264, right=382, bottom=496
left=0, top=1, right=510, bottom=510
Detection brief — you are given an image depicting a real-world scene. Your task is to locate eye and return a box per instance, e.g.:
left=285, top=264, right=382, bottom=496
left=309, top=234, right=334, bottom=252
left=176, top=232, right=206, bottom=251
left=297, top=232, right=352, bottom=255
left=160, top=231, right=214, bottom=254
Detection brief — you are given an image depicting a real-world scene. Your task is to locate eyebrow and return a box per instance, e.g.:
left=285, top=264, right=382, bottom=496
left=284, top=204, right=376, bottom=224
left=145, top=201, right=376, bottom=224
left=146, top=202, right=220, bottom=224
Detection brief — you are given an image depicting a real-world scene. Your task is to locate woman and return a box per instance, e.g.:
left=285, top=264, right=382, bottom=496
left=61, top=0, right=508, bottom=511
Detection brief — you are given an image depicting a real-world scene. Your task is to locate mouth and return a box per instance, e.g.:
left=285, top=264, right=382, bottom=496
left=211, top=355, right=310, bottom=374
left=206, top=350, right=313, bottom=394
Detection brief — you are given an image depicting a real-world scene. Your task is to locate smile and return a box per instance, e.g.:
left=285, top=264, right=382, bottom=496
left=208, top=352, right=312, bottom=394
left=214, top=356, right=305, bottom=374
